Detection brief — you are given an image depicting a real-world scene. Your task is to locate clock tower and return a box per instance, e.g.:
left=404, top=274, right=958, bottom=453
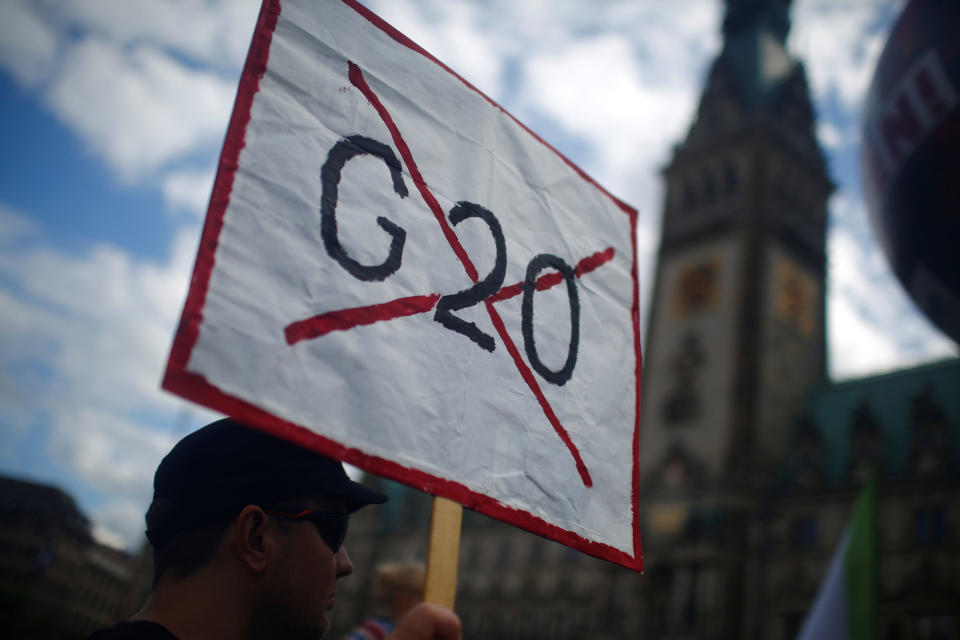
left=637, top=2, right=833, bottom=635
left=640, top=0, right=832, bottom=492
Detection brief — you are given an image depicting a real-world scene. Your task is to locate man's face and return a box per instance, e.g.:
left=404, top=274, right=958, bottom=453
left=255, top=496, right=354, bottom=639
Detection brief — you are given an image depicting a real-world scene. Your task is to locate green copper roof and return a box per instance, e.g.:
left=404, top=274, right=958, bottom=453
left=718, top=0, right=797, bottom=108
left=802, top=358, right=960, bottom=484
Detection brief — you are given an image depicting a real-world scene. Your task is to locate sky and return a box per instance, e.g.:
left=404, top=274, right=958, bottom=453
left=0, top=0, right=956, bottom=551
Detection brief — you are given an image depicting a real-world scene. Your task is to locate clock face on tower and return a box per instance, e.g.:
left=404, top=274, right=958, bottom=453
left=774, top=258, right=816, bottom=336
left=673, top=259, right=720, bottom=318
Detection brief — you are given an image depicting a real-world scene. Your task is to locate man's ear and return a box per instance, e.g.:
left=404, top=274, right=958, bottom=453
left=234, top=504, right=271, bottom=574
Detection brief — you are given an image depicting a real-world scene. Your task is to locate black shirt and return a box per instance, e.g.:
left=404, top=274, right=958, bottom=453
left=87, top=621, right=179, bottom=640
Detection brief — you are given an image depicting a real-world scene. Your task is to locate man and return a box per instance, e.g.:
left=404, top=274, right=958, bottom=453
left=89, top=418, right=461, bottom=640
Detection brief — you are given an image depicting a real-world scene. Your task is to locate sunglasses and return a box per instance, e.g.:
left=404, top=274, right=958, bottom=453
left=264, top=508, right=349, bottom=552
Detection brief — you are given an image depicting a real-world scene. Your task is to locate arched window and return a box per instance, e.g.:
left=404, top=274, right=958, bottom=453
left=909, top=386, right=948, bottom=477
left=702, top=168, right=717, bottom=202
left=723, top=159, right=738, bottom=193
left=847, top=401, right=882, bottom=483
left=683, top=179, right=697, bottom=211
left=793, top=415, right=824, bottom=488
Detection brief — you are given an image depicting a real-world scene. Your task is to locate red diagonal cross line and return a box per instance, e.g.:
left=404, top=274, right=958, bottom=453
left=285, top=247, right=614, bottom=343
left=305, top=61, right=595, bottom=487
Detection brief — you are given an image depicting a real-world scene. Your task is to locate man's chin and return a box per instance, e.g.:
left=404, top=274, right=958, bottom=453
left=297, top=608, right=330, bottom=639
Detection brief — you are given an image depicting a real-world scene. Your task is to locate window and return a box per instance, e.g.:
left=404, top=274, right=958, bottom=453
left=664, top=456, right=688, bottom=488
left=774, top=259, right=816, bottom=336
left=789, top=517, right=819, bottom=549
left=723, top=160, right=738, bottom=193
left=465, top=541, right=483, bottom=568
left=662, top=333, right=706, bottom=425
left=683, top=180, right=698, bottom=210
left=674, top=260, right=720, bottom=317
left=913, top=613, right=957, bottom=640
left=913, top=507, right=947, bottom=545
left=703, top=169, right=718, bottom=201
left=848, top=402, right=882, bottom=482
left=910, top=388, right=948, bottom=477
left=497, top=540, right=513, bottom=567
left=793, top=417, right=823, bottom=487
left=781, top=612, right=803, bottom=639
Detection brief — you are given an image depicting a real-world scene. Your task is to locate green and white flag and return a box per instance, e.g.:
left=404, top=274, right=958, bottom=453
left=796, top=475, right=878, bottom=640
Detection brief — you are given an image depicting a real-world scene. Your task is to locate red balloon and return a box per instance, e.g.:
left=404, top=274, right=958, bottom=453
left=861, top=0, right=960, bottom=344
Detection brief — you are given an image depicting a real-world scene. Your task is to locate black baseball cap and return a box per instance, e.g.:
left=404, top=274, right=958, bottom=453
left=145, top=418, right=387, bottom=547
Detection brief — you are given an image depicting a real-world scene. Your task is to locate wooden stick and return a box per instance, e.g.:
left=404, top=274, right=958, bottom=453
left=423, top=496, right=463, bottom=609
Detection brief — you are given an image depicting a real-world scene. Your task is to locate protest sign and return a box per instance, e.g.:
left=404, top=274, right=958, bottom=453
left=163, top=0, right=642, bottom=570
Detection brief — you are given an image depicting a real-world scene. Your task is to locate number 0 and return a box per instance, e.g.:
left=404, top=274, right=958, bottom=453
left=521, top=254, right=580, bottom=386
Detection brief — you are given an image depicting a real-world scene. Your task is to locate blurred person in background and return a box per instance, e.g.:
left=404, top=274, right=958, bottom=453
left=344, top=561, right=427, bottom=640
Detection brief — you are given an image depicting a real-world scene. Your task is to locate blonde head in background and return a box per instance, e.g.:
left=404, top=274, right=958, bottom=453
left=373, top=562, right=426, bottom=620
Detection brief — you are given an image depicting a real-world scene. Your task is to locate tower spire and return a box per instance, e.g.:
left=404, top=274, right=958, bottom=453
left=723, top=0, right=792, bottom=45
left=713, top=0, right=797, bottom=110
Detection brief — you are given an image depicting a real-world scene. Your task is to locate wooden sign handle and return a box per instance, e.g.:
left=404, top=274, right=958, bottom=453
left=423, top=496, right=463, bottom=609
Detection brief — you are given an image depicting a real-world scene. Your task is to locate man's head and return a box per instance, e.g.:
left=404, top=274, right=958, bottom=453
left=144, top=417, right=387, bottom=638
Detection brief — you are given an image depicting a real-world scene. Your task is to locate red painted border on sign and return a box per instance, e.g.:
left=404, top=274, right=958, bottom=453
left=164, top=0, right=281, bottom=385
left=162, top=0, right=644, bottom=571
left=629, top=207, right=644, bottom=563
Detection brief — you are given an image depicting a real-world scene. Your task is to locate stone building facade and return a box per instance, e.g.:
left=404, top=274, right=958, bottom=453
left=0, top=475, right=139, bottom=638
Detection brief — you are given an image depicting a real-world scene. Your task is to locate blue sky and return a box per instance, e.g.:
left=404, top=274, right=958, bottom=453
left=0, top=0, right=955, bottom=550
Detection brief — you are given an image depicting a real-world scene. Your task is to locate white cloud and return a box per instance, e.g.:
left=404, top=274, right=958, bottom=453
left=47, top=407, right=174, bottom=500
left=827, top=217, right=957, bottom=379
left=0, top=208, right=222, bottom=548
left=47, top=0, right=260, bottom=72
left=44, top=39, right=237, bottom=180
left=0, top=1, right=258, bottom=190
left=0, top=202, right=40, bottom=242
left=816, top=120, right=845, bottom=150
left=162, top=166, right=216, bottom=217
left=92, top=518, right=132, bottom=551
left=827, top=282, right=901, bottom=378
left=791, top=0, right=904, bottom=110
left=518, top=34, right=700, bottom=199
left=368, top=0, right=507, bottom=99
left=91, top=495, right=159, bottom=550
left=0, top=0, right=58, bottom=88
left=0, top=286, right=63, bottom=436
left=46, top=236, right=190, bottom=409
left=827, top=275, right=956, bottom=380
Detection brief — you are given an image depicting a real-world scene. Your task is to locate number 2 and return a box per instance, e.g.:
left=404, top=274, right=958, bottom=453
left=433, top=201, right=506, bottom=352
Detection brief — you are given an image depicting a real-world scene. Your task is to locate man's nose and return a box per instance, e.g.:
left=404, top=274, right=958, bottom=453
left=336, top=546, right=353, bottom=578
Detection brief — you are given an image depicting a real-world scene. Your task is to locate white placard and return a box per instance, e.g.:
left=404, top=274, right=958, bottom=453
left=164, top=0, right=642, bottom=569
